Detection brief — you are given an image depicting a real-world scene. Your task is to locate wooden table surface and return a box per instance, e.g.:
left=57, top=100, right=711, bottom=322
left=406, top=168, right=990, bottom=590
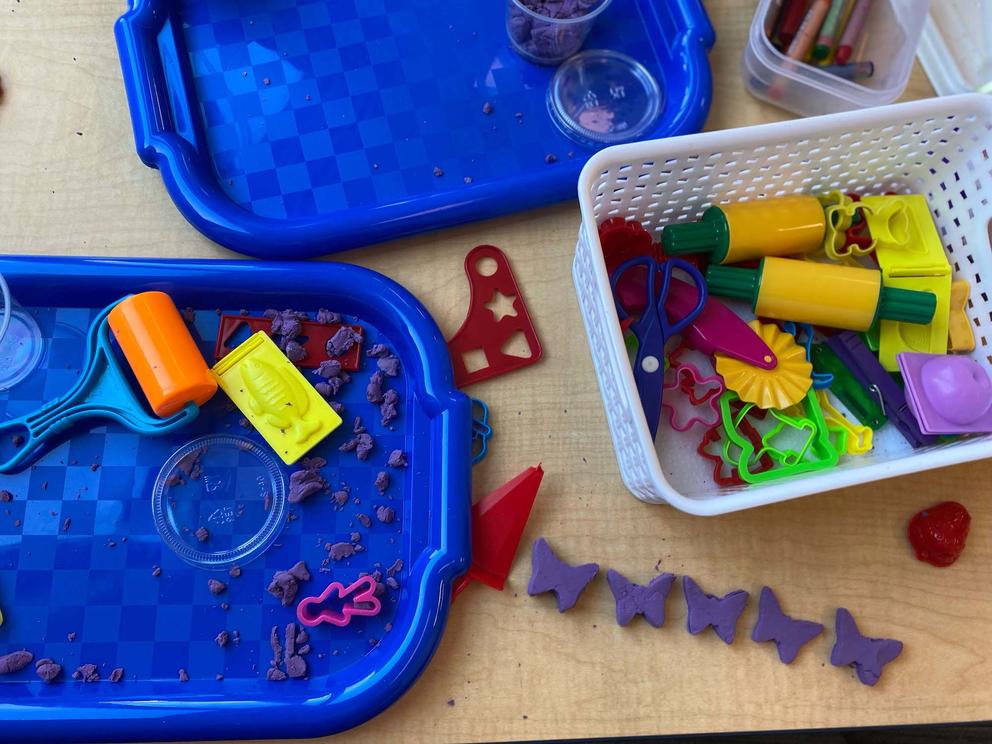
left=2, top=2, right=990, bottom=743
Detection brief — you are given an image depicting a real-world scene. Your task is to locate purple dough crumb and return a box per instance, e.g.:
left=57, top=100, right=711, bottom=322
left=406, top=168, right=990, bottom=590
left=285, top=622, right=297, bottom=657
left=326, top=327, right=361, bottom=357
left=353, top=416, right=366, bottom=434
left=286, top=655, right=307, bottom=679
left=0, top=490, right=12, bottom=502
left=527, top=537, right=599, bottom=612
left=229, top=566, right=241, bottom=578
left=545, top=153, right=557, bottom=164
left=215, top=630, right=229, bottom=648
left=109, top=667, right=124, bottom=683
left=366, top=371, right=385, bottom=404
left=263, top=492, right=273, bottom=511
left=377, top=356, right=401, bottom=377
left=62, top=517, right=71, bottom=532
left=366, top=343, right=390, bottom=358
left=330, top=401, right=344, bottom=414
left=238, top=417, right=253, bottom=431
left=298, top=644, right=311, bottom=655
left=266, top=668, right=287, bottom=682
left=177, top=448, right=205, bottom=480
left=72, top=663, right=99, bottom=682
left=296, top=629, right=309, bottom=645
left=316, top=308, right=342, bottom=325
left=386, top=559, right=404, bottom=576
left=375, top=506, right=395, bottom=524
left=216, top=673, right=224, bottom=681
left=35, top=658, right=62, bottom=684
left=316, top=359, right=343, bottom=379
left=67, top=632, right=76, bottom=642
left=482, top=101, right=494, bottom=115
left=329, top=542, right=356, bottom=561
left=339, top=432, right=374, bottom=460
left=384, top=622, right=393, bottom=632
left=195, top=527, right=209, bottom=542
left=447, top=698, right=455, bottom=706
left=151, top=565, right=162, bottom=577
left=0, top=650, right=33, bottom=674
left=284, top=340, right=307, bottom=363
left=385, top=576, right=399, bottom=590
left=374, top=471, right=389, bottom=494
left=288, top=464, right=327, bottom=504
left=232, top=630, right=240, bottom=645
left=270, top=625, right=282, bottom=665
left=356, top=513, right=372, bottom=528
left=332, top=487, right=350, bottom=508
left=207, top=579, right=227, bottom=595
left=182, top=307, right=196, bottom=323
left=433, top=166, right=444, bottom=177
left=267, top=561, right=310, bottom=606
left=350, top=532, right=361, bottom=543
left=11, top=435, right=24, bottom=447
left=220, top=602, right=230, bottom=611
left=178, top=668, right=189, bottom=683
left=107, top=539, right=116, bottom=548
left=387, top=450, right=407, bottom=468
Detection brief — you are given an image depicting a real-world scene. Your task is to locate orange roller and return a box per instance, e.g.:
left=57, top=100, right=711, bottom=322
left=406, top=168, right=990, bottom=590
left=108, top=292, right=217, bottom=417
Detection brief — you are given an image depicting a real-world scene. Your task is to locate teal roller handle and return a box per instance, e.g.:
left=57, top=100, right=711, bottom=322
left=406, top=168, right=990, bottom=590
left=0, top=299, right=199, bottom=474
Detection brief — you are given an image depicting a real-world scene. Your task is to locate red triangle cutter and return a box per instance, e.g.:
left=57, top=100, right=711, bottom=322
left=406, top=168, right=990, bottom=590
left=452, top=464, right=543, bottom=600
left=448, top=245, right=543, bottom=388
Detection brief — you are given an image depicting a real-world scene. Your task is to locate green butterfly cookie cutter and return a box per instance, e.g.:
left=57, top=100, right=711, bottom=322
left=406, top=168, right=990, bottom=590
left=719, top=389, right=843, bottom=484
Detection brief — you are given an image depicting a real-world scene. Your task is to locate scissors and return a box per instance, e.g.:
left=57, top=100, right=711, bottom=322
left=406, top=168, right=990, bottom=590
left=611, top=257, right=708, bottom=440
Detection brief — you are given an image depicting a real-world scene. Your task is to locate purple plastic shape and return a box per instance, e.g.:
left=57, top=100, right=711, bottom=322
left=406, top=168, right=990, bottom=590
left=897, top=352, right=992, bottom=435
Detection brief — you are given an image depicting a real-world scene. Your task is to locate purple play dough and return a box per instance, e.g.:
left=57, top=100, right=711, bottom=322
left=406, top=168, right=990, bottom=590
left=72, top=663, right=100, bottom=682
left=329, top=542, right=356, bottom=561
left=509, top=0, right=601, bottom=61
left=366, top=371, right=385, bottom=404
left=682, top=576, right=748, bottom=645
left=751, top=586, right=823, bottom=664
left=374, top=471, right=390, bottom=494
left=35, top=658, right=62, bottom=684
left=108, top=667, right=124, bottom=683
left=339, top=432, right=374, bottom=460
left=830, top=608, right=903, bottom=687
left=288, top=464, right=327, bottom=504
left=316, top=308, right=341, bottom=324
left=377, top=356, right=401, bottom=377
left=380, top=389, right=399, bottom=426
left=387, top=450, right=407, bottom=468
left=284, top=340, right=306, bottom=363
left=267, top=561, right=311, bottom=606
left=527, top=537, right=599, bottom=612
left=607, top=569, right=675, bottom=628
left=375, top=505, right=395, bottom=524
left=316, top=359, right=344, bottom=379
left=366, top=343, right=389, bottom=358
left=326, top=327, right=362, bottom=357
left=0, top=650, right=33, bottom=675
left=207, top=579, right=227, bottom=595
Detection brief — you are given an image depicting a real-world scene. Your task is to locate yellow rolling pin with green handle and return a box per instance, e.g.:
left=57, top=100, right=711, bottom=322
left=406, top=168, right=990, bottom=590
left=705, top=257, right=937, bottom=332
left=662, top=195, right=827, bottom=265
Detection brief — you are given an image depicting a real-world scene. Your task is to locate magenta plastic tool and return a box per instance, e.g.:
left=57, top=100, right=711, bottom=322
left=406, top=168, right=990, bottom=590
left=666, top=279, right=778, bottom=370
left=296, top=576, right=382, bottom=628
left=897, top=353, right=992, bottom=435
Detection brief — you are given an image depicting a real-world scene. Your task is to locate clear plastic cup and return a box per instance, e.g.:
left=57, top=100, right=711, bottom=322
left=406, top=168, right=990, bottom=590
left=506, top=0, right=614, bottom=66
left=0, top=273, right=44, bottom=391
left=0, top=273, right=10, bottom=347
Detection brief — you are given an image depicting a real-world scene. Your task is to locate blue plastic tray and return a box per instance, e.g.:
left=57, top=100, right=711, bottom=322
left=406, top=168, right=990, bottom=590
left=115, top=0, right=714, bottom=259
left=0, top=256, right=471, bottom=742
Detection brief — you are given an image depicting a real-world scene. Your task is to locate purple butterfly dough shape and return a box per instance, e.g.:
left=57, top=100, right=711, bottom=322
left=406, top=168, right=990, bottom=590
left=607, top=569, right=675, bottom=628
left=830, top=607, right=903, bottom=686
left=751, top=586, right=824, bottom=664
left=527, top=537, right=599, bottom=612
left=683, top=576, right=748, bottom=644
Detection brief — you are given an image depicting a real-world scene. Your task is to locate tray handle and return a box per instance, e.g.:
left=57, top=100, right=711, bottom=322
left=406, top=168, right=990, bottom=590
left=115, top=0, right=199, bottom=166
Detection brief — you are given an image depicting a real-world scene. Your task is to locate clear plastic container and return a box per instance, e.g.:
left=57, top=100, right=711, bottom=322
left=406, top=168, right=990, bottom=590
left=152, top=434, right=287, bottom=570
left=0, top=272, right=44, bottom=391
left=743, top=0, right=930, bottom=117
left=918, top=0, right=992, bottom=96
left=506, top=0, right=613, bottom=66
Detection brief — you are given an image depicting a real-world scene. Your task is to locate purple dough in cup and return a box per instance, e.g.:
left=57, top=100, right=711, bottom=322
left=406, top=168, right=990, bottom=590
left=505, top=0, right=612, bottom=65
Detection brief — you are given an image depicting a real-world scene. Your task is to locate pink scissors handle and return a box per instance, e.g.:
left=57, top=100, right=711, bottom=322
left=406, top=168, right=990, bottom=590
left=296, top=576, right=382, bottom=628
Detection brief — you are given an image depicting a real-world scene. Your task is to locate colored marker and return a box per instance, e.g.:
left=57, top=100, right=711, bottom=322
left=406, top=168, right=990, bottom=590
left=785, top=0, right=831, bottom=60
left=773, top=0, right=809, bottom=49
left=820, top=60, right=874, bottom=80
left=835, top=0, right=873, bottom=65
left=813, top=0, right=849, bottom=60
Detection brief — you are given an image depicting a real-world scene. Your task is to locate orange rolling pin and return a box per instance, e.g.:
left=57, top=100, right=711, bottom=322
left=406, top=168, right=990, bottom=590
left=108, top=291, right=217, bottom=417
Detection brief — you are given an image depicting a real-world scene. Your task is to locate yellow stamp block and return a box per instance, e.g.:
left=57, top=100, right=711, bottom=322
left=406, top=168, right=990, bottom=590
left=211, top=331, right=342, bottom=464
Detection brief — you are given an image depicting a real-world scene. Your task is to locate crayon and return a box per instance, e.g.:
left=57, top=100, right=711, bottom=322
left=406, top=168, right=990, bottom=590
left=813, top=0, right=849, bottom=60
left=785, top=0, right=831, bottom=61
left=835, top=0, right=873, bottom=65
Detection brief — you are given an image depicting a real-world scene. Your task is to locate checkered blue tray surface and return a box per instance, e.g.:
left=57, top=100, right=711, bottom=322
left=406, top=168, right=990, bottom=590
left=0, top=256, right=471, bottom=742
left=115, top=0, right=714, bottom=258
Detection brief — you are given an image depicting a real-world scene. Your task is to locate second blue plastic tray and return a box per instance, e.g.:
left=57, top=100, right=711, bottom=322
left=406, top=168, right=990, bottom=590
left=115, top=0, right=714, bottom=259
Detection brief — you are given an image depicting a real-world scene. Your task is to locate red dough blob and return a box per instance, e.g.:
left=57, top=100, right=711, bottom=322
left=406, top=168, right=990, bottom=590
left=907, top=501, right=971, bottom=567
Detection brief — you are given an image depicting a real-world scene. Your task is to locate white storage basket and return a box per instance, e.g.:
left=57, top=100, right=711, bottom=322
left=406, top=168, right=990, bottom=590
left=573, top=94, right=992, bottom=515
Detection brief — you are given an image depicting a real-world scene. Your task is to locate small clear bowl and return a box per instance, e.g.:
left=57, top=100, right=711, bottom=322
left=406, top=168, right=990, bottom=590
left=506, top=0, right=613, bottom=66
left=548, top=49, right=663, bottom=148
left=0, top=273, right=44, bottom=392
left=152, top=434, right=287, bottom=570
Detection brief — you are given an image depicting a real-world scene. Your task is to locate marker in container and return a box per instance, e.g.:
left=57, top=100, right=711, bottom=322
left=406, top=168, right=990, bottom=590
left=785, top=0, right=831, bottom=60
left=835, top=0, right=873, bottom=65
left=813, top=0, right=849, bottom=60
left=773, top=0, right=809, bottom=49
left=820, top=61, right=874, bottom=80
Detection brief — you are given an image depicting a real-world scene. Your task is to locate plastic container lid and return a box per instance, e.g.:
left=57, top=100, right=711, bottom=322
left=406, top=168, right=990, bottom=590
left=152, top=434, right=287, bottom=570
left=918, top=1, right=992, bottom=96
left=548, top=49, right=663, bottom=148
left=0, top=273, right=44, bottom=392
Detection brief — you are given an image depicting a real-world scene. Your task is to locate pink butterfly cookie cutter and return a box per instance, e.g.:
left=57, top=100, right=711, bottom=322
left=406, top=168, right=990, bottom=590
left=296, top=576, right=382, bottom=628
left=661, top=362, right=724, bottom=431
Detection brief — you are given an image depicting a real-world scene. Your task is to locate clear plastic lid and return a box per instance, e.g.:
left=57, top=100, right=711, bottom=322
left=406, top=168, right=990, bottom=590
left=152, top=434, right=287, bottom=570
left=0, top=274, right=44, bottom=392
left=918, top=0, right=992, bottom=96
left=548, top=49, right=663, bottom=148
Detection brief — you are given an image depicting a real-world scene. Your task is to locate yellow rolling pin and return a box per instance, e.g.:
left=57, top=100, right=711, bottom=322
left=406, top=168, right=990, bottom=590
left=705, top=257, right=936, bottom=332
left=662, top=195, right=826, bottom=264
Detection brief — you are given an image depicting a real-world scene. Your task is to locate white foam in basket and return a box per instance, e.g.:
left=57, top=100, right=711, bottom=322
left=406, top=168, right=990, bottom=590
left=573, top=94, right=992, bottom=515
